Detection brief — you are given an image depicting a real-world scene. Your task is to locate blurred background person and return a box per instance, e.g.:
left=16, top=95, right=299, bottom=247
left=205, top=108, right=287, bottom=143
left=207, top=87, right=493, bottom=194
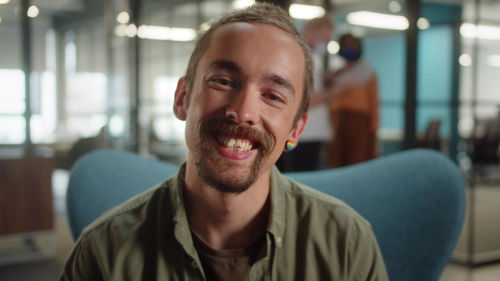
left=277, top=16, right=333, bottom=172
left=317, top=33, right=379, bottom=168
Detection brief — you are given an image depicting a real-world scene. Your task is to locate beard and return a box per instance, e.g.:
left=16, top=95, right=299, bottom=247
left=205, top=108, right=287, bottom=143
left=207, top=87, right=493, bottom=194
left=192, top=116, right=273, bottom=194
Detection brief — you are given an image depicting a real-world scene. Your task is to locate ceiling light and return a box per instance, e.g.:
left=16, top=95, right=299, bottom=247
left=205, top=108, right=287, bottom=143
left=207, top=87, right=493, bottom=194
left=347, top=11, right=408, bottom=30
left=459, top=53, right=472, bottom=67
left=126, top=24, right=137, bottom=37
left=137, top=25, right=170, bottom=40
left=27, top=5, right=39, bottom=18
left=0, top=0, right=10, bottom=4
left=460, top=23, right=500, bottom=40
left=116, top=24, right=197, bottom=42
left=487, top=55, right=500, bottom=67
left=417, top=18, right=430, bottom=30
left=114, top=24, right=127, bottom=37
left=327, top=41, right=339, bottom=54
left=137, top=25, right=197, bottom=41
left=200, top=22, right=210, bottom=32
left=116, top=11, right=129, bottom=24
left=168, top=27, right=197, bottom=41
left=233, top=0, right=254, bottom=9
left=388, top=1, right=402, bottom=13
left=289, top=4, right=325, bottom=20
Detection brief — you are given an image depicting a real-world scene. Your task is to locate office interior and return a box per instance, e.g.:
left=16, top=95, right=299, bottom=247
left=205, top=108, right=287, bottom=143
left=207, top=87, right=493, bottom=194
left=0, top=0, right=499, bottom=280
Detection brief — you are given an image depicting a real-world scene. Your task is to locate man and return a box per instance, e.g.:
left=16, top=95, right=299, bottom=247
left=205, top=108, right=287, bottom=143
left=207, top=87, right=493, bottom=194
left=60, top=3, right=388, bottom=281
left=324, top=33, right=379, bottom=168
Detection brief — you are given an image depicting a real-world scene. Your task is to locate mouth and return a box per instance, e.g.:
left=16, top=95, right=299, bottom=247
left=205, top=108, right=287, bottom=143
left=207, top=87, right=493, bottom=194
left=215, top=134, right=259, bottom=152
left=200, top=116, right=272, bottom=159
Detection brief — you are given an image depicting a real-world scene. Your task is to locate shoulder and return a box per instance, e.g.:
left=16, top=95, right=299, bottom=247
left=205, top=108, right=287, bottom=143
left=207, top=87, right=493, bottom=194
left=273, top=174, right=389, bottom=279
left=283, top=173, right=373, bottom=242
left=61, top=176, right=179, bottom=280
left=281, top=174, right=371, bottom=231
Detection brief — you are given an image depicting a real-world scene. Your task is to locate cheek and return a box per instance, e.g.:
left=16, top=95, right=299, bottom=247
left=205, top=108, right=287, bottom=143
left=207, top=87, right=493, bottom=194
left=267, top=116, right=294, bottom=147
left=184, top=104, right=205, bottom=143
left=183, top=96, right=220, bottom=142
left=183, top=118, right=196, bottom=148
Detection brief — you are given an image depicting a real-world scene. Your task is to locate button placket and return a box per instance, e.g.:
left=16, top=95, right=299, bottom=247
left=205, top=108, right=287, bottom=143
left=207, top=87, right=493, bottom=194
left=275, top=236, right=282, bottom=247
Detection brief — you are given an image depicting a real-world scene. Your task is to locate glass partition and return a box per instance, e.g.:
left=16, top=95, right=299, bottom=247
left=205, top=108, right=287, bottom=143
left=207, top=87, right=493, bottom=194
left=454, top=0, right=500, bottom=266
left=0, top=1, right=24, bottom=145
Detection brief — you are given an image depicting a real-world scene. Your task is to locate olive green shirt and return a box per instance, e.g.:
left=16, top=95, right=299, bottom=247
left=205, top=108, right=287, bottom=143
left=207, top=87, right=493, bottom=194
left=60, top=165, right=389, bottom=281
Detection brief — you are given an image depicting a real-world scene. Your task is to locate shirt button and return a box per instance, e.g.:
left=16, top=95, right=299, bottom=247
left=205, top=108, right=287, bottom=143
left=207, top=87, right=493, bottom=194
left=191, top=261, right=198, bottom=269
left=276, top=236, right=282, bottom=247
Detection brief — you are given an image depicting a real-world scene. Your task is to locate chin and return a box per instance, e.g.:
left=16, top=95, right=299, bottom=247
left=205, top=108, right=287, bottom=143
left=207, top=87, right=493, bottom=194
left=196, top=156, right=261, bottom=194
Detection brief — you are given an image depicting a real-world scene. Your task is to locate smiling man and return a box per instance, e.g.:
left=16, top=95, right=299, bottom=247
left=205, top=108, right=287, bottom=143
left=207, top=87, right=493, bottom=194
left=60, top=3, right=388, bottom=281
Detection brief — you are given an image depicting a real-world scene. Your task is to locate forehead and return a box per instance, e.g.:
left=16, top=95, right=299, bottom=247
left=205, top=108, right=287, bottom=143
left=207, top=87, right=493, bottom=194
left=210, top=21, right=301, bottom=50
left=198, top=21, right=305, bottom=92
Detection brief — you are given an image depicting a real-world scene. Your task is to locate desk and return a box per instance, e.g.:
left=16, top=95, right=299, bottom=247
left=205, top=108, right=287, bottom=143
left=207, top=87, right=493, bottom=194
left=0, top=150, right=54, bottom=235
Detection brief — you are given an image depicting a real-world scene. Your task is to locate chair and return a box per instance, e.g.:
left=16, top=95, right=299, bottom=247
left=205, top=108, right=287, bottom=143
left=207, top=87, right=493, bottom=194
left=418, top=119, right=441, bottom=150
left=67, top=149, right=465, bottom=281
left=469, top=118, right=500, bottom=168
left=66, top=150, right=179, bottom=239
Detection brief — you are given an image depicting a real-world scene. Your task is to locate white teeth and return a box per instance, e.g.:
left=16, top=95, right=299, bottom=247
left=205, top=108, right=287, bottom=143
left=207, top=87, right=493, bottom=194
left=243, top=142, right=251, bottom=151
left=223, top=137, right=253, bottom=152
left=235, top=139, right=243, bottom=151
left=227, top=138, right=236, bottom=149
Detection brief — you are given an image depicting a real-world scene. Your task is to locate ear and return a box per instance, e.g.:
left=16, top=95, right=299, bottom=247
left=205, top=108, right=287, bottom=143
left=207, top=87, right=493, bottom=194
left=173, top=77, right=188, bottom=121
left=287, top=113, right=308, bottom=145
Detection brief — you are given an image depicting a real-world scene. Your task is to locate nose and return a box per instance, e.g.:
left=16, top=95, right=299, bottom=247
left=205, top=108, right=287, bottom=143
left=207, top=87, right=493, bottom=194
left=225, top=86, right=258, bottom=126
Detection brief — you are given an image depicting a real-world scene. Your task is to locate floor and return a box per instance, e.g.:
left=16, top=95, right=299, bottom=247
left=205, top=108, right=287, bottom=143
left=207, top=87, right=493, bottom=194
left=439, top=175, right=500, bottom=281
left=0, top=169, right=499, bottom=281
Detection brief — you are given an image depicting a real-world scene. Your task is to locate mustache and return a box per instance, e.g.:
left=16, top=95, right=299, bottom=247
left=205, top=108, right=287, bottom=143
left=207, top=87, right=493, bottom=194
left=200, top=116, right=273, bottom=155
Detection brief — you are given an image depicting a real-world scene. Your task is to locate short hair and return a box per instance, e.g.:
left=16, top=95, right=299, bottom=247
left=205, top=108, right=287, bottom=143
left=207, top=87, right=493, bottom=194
left=339, top=33, right=363, bottom=59
left=184, top=2, right=313, bottom=123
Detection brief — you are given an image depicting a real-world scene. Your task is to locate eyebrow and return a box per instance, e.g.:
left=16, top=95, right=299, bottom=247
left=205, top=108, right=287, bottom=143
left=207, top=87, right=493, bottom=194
left=207, top=59, right=296, bottom=98
left=208, top=60, right=243, bottom=75
left=262, top=73, right=296, bottom=98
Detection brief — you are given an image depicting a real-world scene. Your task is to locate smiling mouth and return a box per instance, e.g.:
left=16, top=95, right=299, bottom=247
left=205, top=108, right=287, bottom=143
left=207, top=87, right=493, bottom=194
left=215, top=134, right=258, bottom=152
left=201, top=116, right=271, bottom=156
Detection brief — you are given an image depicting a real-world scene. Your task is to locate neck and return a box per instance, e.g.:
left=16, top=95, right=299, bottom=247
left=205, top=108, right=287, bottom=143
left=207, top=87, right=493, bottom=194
left=183, top=160, right=271, bottom=250
left=346, top=59, right=359, bottom=66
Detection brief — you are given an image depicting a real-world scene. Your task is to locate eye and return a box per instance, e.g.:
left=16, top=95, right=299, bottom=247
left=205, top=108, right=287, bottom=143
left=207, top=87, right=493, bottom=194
left=263, top=92, right=285, bottom=104
left=212, top=77, right=234, bottom=87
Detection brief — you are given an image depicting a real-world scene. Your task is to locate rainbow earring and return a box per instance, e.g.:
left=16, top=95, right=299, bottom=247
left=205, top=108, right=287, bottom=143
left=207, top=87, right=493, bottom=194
left=285, top=140, right=296, bottom=151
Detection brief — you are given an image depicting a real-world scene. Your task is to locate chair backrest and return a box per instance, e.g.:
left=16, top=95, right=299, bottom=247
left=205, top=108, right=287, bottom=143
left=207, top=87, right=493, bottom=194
left=420, top=119, right=441, bottom=150
left=67, top=150, right=179, bottom=239
left=286, top=149, right=465, bottom=281
left=67, top=149, right=465, bottom=281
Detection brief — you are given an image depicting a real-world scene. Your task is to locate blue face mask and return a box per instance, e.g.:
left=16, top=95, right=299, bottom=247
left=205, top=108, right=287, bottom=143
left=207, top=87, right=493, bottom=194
left=339, top=48, right=360, bottom=62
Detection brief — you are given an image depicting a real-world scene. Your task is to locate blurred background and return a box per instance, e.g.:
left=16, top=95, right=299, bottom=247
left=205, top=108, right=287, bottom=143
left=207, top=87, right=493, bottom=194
left=0, top=0, right=499, bottom=280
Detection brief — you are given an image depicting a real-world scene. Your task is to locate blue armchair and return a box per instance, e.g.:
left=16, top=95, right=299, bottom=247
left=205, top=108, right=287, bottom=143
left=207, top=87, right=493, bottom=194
left=67, top=149, right=465, bottom=281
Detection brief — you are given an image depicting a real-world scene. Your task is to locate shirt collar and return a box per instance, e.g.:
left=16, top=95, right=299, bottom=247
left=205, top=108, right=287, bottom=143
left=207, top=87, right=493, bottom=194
left=169, top=164, right=201, bottom=261
left=170, top=163, right=287, bottom=247
left=267, top=166, right=286, bottom=241
left=171, top=163, right=188, bottom=226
